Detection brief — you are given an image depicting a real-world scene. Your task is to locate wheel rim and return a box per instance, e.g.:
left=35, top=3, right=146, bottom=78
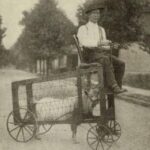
left=37, top=124, right=53, bottom=135
left=87, top=125, right=113, bottom=150
left=7, top=108, right=37, bottom=142
left=107, top=120, right=121, bottom=142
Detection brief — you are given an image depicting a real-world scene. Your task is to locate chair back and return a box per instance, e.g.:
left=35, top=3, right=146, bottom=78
left=73, top=34, right=83, bottom=63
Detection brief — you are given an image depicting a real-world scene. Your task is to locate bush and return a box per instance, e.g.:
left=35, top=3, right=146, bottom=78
left=123, top=73, right=150, bottom=89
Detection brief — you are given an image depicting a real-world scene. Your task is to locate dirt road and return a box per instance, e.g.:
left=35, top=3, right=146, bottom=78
left=0, top=69, right=150, bottom=150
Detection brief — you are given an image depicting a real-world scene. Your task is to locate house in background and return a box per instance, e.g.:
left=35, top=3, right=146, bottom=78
left=36, top=46, right=78, bottom=76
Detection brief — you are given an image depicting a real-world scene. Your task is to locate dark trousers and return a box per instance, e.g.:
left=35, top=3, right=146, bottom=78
left=111, top=55, right=125, bottom=88
left=83, top=48, right=125, bottom=88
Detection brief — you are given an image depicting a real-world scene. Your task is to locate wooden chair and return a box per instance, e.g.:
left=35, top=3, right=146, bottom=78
left=73, top=34, right=99, bottom=68
left=73, top=34, right=84, bottom=63
left=73, top=34, right=100, bottom=90
left=73, top=34, right=114, bottom=107
left=73, top=34, right=115, bottom=119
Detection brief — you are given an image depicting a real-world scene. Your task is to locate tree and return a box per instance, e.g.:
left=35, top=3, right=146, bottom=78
left=13, top=0, right=76, bottom=69
left=0, top=16, right=9, bottom=67
left=77, top=0, right=143, bottom=43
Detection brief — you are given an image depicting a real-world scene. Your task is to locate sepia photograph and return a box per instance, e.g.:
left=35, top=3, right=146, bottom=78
left=0, top=0, right=150, bottom=150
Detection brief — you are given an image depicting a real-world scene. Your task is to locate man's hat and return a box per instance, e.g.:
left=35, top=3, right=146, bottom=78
left=85, top=2, right=105, bottom=14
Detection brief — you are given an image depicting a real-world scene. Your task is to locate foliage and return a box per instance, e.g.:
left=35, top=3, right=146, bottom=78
left=13, top=0, right=76, bottom=69
left=0, top=16, right=6, bottom=45
left=142, top=35, right=150, bottom=54
left=0, top=16, right=10, bottom=67
left=76, top=0, right=143, bottom=43
left=124, top=73, right=150, bottom=90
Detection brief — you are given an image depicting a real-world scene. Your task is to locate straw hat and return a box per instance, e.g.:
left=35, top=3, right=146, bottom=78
left=85, top=2, right=105, bottom=14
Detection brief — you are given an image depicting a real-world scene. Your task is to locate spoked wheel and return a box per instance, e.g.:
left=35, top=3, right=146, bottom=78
left=7, top=108, right=37, bottom=142
left=87, top=124, right=113, bottom=150
left=37, top=124, right=53, bottom=135
left=107, top=120, right=121, bottom=142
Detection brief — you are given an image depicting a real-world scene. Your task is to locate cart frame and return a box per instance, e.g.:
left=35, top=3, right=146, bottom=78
left=7, top=37, right=121, bottom=149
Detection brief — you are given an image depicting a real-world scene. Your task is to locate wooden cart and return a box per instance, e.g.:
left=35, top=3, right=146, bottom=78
left=6, top=35, right=121, bottom=150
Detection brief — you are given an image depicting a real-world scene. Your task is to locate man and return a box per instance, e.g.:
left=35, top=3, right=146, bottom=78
left=77, top=3, right=126, bottom=93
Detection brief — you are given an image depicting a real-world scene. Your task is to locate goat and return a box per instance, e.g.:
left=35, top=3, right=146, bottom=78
left=35, top=86, right=100, bottom=143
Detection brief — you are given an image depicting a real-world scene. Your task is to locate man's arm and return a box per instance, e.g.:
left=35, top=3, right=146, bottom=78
left=98, top=27, right=112, bottom=51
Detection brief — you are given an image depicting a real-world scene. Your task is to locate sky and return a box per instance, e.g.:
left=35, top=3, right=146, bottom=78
left=0, top=0, right=85, bottom=49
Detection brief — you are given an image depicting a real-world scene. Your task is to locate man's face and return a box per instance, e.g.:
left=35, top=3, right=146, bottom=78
left=88, top=9, right=100, bottom=23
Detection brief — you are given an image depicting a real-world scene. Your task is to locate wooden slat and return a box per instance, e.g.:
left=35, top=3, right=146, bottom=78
left=12, top=65, right=101, bottom=86
left=37, top=116, right=101, bottom=124
left=11, top=82, right=20, bottom=122
left=26, top=83, right=36, bottom=114
left=73, top=34, right=83, bottom=63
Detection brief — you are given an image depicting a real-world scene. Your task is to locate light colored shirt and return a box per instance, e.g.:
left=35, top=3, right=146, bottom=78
left=77, top=21, right=107, bottom=48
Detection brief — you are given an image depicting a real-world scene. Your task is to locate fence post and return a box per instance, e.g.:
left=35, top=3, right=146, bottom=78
left=46, top=57, right=49, bottom=76
left=39, top=58, right=42, bottom=75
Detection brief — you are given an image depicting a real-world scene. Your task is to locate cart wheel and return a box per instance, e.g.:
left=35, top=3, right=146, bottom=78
left=87, top=124, right=113, bottom=150
left=37, top=124, right=53, bottom=135
left=7, top=108, right=37, bottom=142
left=107, top=120, right=121, bottom=142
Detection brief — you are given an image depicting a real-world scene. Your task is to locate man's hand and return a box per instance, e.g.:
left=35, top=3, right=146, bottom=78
left=98, top=41, right=111, bottom=50
left=98, top=40, right=112, bottom=47
left=100, top=45, right=111, bottom=50
left=98, top=40, right=112, bottom=50
left=112, top=43, right=120, bottom=49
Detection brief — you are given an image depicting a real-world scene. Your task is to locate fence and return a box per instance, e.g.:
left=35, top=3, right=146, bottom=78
left=35, top=53, right=78, bottom=76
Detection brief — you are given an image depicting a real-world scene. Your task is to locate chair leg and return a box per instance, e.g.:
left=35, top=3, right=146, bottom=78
left=86, top=73, right=91, bottom=90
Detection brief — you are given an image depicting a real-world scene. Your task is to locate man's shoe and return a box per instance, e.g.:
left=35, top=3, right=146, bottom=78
left=112, top=85, right=127, bottom=94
